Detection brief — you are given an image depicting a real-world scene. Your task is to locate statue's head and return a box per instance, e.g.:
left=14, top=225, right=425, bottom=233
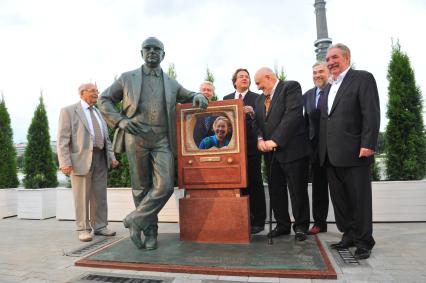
left=141, top=37, right=165, bottom=68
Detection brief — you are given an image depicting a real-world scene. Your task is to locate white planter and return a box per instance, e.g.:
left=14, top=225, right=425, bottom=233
left=303, top=180, right=426, bottom=223
left=56, top=187, right=183, bottom=222
left=56, top=187, right=75, bottom=220
left=17, top=188, right=56, bottom=219
left=0, top=188, right=17, bottom=218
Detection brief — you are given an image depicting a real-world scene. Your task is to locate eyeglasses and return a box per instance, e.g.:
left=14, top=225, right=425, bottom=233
left=84, top=89, right=99, bottom=94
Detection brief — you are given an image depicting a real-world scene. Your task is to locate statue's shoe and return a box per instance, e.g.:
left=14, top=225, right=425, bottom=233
left=123, top=218, right=144, bottom=249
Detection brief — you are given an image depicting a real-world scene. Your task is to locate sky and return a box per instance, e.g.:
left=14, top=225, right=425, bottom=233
left=1, top=0, right=425, bottom=143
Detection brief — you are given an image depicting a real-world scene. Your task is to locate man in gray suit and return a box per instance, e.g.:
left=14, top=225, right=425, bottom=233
left=57, top=83, right=119, bottom=242
left=98, top=37, right=208, bottom=250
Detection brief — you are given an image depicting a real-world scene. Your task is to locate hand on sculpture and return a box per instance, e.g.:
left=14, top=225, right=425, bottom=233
left=118, top=119, right=139, bottom=135
left=193, top=93, right=209, bottom=109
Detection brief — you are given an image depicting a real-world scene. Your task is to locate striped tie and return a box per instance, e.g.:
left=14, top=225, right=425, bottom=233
left=264, top=94, right=271, bottom=114
left=89, top=107, right=104, bottom=149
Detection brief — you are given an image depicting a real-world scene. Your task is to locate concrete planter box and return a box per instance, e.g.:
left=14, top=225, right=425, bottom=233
left=17, top=188, right=56, bottom=219
left=304, top=180, right=426, bottom=223
left=0, top=188, right=17, bottom=219
left=56, top=187, right=183, bottom=222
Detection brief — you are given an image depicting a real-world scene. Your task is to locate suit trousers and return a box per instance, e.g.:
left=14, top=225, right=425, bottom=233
left=311, top=162, right=329, bottom=228
left=70, top=149, right=108, bottom=232
left=124, top=132, right=174, bottom=232
left=265, top=153, right=310, bottom=232
left=264, top=152, right=290, bottom=230
left=241, top=153, right=266, bottom=227
left=326, top=163, right=375, bottom=249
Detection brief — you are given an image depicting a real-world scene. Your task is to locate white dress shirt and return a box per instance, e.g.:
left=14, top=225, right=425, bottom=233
left=327, top=66, right=350, bottom=115
left=234, top=89, right=248, bottom=100
left=80, top=100, right=105, bottom=144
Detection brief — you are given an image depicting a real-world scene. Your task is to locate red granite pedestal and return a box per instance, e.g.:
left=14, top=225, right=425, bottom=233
left=179, top=189, right=250, bottom=244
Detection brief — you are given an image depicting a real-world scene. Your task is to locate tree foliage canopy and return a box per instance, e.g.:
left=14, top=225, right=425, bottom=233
left=385, top=41, right=426, bottom=180
left=0, top=95, right=19, bottom=188
left=23, top=95, right=58, bottom=188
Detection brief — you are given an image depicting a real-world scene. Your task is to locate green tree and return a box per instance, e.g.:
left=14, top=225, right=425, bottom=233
left=385, top=42, right=426, bottom=180
left=167, top=63, right=177, bottom=79
left=274, top=64, right=286, bottom=81
left=375, top=132, right=385, bottom=155
left=0, top=95, right=19, bottom=188
left=23, top=95, right=58, bottom=188
left=106, top=125, right=131, bottom=187
left=370, top=160, right=380, bottom=181
left=205, top=67, right=218, bottom=101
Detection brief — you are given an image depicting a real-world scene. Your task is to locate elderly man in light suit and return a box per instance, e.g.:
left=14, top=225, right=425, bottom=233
left=57, top=83, right=119, bottom=242
left=98, top=37, right=208, bottom=250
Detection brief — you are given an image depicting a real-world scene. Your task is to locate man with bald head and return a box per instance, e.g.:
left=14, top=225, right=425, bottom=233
left=253, top=67, right=310, bottom=241
left=98, top=37, right=208, bottom=250
left=57, top=83, right=119, bottom=242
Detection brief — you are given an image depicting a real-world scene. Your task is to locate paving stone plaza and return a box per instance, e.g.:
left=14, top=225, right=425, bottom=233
left=1, top=216, right=425, bottom=283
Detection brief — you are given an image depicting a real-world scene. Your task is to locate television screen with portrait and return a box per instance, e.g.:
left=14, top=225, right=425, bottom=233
left=176, top=99, right=247, bottom=189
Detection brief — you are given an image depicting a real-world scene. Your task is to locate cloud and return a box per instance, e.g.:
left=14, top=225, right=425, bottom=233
left=0, top=0, right=425, bottom=142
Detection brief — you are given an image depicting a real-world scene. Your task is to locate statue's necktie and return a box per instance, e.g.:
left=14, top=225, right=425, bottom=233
left=264, top=94, right=271, bottom=114
left=89, top=107, right=104, bottom=149
left=317, top=90, right=324, bottom=110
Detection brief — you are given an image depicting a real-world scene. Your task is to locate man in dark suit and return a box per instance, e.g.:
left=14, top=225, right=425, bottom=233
left=253, top=67, right=310, bottom=241
left=223, top=68, right=266, bottom=234
left=319, top=43, right=380, bottom=259
left=303, top=62, right=330, bottom=235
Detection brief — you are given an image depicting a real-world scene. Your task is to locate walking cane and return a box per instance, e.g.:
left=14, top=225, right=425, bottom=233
left=267, top=148, right=276, bottom=245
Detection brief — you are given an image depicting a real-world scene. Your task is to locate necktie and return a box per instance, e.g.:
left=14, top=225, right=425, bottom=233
left=316, top=90, right=324, bottom=110
left=264, top=94, right=271, bottom=114
left=238, top=93, right=243, bottom=100
left=89, top=107, right=104, bottom=149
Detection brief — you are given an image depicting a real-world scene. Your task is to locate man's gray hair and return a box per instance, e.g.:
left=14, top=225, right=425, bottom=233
left=312, top=61, right=327, bottom=69
left=328, top=43, right=351, bottom=60
left=200, top=81, right=215, bottom=91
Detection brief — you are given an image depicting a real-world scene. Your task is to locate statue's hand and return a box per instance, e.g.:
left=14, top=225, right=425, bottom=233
left=118, top=119, right=138, bottom=135
left=193, top=93, right=208, bottom=109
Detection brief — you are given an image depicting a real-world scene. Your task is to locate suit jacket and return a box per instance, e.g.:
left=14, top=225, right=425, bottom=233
left=319, top=68, right=380, bottom=167
left=254, top=80, right=309, bottom=163
left=223, top=90, right=260, bottom=156
left=303, top=86, right=326, bottom=163
left=57, top=102, right=115, bottom=176
left=98, top=66, right=196, bottom=155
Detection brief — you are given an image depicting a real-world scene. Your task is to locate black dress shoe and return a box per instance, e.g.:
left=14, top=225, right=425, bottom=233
left=354, top=247, right=371, bottom=259
left=295, top=231, right=307, bottom=241
left=251, top=225, right=264, bottom=234
left=267, top=226, right=291, bottom=238
left=330, top=240, right=355, bottom=250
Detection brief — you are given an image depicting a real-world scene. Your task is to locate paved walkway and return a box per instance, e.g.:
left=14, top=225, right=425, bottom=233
left=0, top=217, right=425, bottom=282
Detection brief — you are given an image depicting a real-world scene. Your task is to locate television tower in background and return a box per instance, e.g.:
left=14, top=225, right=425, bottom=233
left=314, top=0, right=332, bottom=61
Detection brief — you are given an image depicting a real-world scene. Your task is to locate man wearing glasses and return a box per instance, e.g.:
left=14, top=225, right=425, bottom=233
left=57, top=83, right=119, bottom=242
left=98, top=37, right=208, bottom=250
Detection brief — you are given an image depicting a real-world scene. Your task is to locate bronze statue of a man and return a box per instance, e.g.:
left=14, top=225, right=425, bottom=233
left=98, top=37, right=208, bottom=249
